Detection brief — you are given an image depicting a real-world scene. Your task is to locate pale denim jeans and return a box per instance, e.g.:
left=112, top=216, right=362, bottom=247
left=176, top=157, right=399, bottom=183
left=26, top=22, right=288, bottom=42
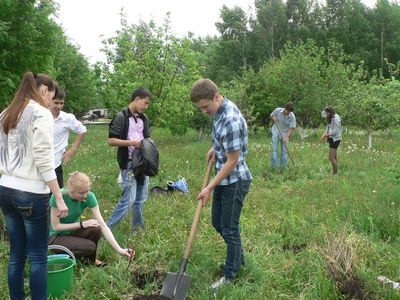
left=106, top=161, right=149, bottom=232
left=271, top=135, right=288, bottom=168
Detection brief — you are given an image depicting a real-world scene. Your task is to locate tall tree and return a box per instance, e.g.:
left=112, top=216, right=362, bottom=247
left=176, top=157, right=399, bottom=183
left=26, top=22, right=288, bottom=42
left=372, top=0, right=400, bottom=77
left=339, top=78, right=400, bottom=147
left=254, top=0, right=287, bottom=59
left=216, top=5, right=250, bottom=69
left=286, top=0, right=314, bottom=42
left=0, top=0, right=59, bottom=107
left=0, top=0, right=97, bottom=112
left=99, top=13, right=202, bottom=135
left=53, top=39, right=98, bottom=114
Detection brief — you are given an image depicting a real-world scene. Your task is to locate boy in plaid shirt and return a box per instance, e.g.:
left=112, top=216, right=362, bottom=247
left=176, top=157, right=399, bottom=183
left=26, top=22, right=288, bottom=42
left=190, top=79, right=252, bottom=289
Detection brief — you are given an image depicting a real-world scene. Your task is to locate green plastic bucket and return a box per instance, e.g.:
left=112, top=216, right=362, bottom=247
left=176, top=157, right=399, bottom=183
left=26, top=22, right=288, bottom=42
left=47, top=245, right=76, bottom=298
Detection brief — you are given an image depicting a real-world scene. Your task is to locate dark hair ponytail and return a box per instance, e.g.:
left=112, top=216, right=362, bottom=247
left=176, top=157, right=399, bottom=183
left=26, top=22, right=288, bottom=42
left=324, top=106, right=336, bottom=123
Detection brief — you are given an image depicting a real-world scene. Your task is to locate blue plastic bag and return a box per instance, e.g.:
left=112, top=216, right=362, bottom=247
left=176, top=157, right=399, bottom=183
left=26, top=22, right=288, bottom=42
left=167, top=176, right=188, bottom=193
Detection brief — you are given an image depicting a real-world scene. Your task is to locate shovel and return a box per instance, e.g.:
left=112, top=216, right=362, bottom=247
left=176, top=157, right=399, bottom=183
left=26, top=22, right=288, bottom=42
left=161, top=159, right=214, bottom=300
left=274, top=119, right=297, bottom=167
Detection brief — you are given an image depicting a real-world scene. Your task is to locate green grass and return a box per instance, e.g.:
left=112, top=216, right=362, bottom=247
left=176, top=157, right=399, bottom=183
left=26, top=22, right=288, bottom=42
left=1, top=125, right=400, bottom=299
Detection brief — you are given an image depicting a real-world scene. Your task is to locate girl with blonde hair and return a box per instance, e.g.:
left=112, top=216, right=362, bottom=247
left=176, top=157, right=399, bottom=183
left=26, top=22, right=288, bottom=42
left=49, top=172, right=134, bottom=266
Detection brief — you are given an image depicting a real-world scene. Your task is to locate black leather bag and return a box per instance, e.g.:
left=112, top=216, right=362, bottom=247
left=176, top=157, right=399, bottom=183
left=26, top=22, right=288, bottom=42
left=131, top=138, right=159, bottom=177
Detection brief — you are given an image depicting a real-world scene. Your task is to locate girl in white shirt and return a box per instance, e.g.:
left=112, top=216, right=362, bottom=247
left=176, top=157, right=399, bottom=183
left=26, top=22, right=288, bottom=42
left=0, top=72, right=68, bottom=300
left=320, top=106, right=342, bottom=175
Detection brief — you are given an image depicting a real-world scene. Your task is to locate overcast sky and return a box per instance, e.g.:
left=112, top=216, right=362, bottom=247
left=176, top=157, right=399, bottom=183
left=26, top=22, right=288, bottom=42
left=55, top=0, right=377, bottom=64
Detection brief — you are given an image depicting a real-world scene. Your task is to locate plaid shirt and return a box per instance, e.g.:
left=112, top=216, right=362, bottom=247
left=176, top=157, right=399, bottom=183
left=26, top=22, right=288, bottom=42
left=212, top=98, right=252, bottom=185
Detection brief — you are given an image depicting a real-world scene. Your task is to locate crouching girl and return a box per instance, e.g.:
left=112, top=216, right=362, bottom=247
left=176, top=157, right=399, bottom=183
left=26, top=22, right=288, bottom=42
left=49, top=172, right=133, bottom=266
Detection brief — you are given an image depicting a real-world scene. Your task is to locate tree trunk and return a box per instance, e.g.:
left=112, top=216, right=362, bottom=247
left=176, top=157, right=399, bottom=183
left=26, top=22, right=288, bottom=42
left=380, top=29, right=384, bottom=73
left=368, top=131, right=372, bottom=148
left=270, top=24, right=275, bottom=59
left=298, top=127, right=315, bottom=139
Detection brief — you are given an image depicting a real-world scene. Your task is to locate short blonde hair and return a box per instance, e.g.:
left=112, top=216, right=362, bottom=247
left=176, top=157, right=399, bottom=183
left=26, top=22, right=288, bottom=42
left=67, top=172, right=92, bottom=191
left=190, top=79, right=219, bottom=103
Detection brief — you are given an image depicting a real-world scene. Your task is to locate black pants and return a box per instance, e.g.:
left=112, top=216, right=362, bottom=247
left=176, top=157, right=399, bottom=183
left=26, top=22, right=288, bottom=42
left=55, top=165, right=64, bottom=188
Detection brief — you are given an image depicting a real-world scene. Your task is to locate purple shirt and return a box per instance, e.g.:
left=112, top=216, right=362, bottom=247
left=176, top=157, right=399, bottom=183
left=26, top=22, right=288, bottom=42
left=127, top=116, right=144, bottom=159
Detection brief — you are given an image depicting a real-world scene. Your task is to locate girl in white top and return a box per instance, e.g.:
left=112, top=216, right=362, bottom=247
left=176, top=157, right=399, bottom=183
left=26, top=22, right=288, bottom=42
left=320, top=106, right=342, bottom=175
left=0, top=72, right=68, bottom=300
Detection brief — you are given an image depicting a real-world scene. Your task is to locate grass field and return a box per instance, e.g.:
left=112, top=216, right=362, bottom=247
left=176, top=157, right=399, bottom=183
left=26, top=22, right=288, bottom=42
left=1, top=125, right=400, bottom=299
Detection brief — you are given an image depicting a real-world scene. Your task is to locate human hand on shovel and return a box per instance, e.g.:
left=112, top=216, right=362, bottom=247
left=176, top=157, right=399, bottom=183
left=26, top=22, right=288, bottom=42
left=197, top=153, right=215, bottom=207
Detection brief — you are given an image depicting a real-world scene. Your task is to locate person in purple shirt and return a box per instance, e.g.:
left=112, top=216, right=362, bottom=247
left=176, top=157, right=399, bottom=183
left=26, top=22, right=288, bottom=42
left=106, top=87, right=152, bottom=232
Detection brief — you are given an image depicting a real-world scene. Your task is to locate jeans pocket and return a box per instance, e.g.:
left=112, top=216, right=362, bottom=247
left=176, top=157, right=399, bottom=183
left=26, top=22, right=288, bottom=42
left=17, top=204, right=33, bottom=217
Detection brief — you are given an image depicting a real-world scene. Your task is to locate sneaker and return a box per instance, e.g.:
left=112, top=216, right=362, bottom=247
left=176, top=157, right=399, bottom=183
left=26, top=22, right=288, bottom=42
left=210, top=276, right=231, bottom=289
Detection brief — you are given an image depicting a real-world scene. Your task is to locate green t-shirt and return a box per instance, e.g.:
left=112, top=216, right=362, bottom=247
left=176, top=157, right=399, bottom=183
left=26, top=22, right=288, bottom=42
left=49, top=188, right=98, bottom=236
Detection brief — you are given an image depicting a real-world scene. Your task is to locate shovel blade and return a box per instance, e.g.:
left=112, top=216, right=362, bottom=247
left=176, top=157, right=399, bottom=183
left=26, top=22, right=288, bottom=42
left=161, top=271, right=192, bottom=300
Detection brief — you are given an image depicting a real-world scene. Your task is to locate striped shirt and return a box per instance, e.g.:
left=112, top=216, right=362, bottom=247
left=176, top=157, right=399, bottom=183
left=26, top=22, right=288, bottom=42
left=212, top=98, right=252, bottom=185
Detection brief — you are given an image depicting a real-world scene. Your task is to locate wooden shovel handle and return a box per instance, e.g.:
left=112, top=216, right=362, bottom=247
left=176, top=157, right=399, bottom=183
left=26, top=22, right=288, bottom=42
left=274, top=119, right=296, bottom=167
left=183, top=159, right=214, bottom=259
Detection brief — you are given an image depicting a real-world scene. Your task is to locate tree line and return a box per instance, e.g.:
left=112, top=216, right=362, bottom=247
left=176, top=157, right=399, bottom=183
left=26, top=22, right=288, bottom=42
left=1, top=0, right=400, bottom=146
left=202, top=0, right=400, bottom=82
left=0, top=0, right=97, bottom=113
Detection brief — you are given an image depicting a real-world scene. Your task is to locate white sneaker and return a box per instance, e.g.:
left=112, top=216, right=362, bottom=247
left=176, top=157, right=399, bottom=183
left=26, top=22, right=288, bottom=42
left=210, top=276, right=231, bottom=289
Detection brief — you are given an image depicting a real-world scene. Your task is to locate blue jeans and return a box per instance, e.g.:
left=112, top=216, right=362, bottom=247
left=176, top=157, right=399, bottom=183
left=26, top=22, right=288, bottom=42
left=271, top=135, right=288, bottom=167
left=0, top=186, right=49, bottom=300
left=106, top=162, right=149, bottom=231
left=212, top=179, right=251, bottom=279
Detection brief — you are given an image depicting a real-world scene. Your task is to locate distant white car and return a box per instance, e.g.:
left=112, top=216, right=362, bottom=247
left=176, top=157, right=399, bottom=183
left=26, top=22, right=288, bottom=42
left=81, top=113, right=98, bottom=121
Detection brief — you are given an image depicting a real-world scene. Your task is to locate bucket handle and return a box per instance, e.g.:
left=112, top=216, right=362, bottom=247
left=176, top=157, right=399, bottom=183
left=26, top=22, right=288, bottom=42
left=48, top=245, right=76, bottom=265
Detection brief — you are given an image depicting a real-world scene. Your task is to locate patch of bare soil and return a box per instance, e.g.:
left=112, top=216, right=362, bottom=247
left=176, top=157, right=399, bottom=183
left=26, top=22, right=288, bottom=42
left=130, top=267, right=166, bottom=290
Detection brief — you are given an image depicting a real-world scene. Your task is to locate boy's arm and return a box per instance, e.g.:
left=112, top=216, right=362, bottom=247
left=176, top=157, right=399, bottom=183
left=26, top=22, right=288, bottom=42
left=270, top=108, right=279, bottom=121
left=63, top=132, right=86, bottom=164
left=108, top=138, right=141, bottom=148
left=197, top=149, right=240, bottom=206
left=284, top=128, right=294, bottom=143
